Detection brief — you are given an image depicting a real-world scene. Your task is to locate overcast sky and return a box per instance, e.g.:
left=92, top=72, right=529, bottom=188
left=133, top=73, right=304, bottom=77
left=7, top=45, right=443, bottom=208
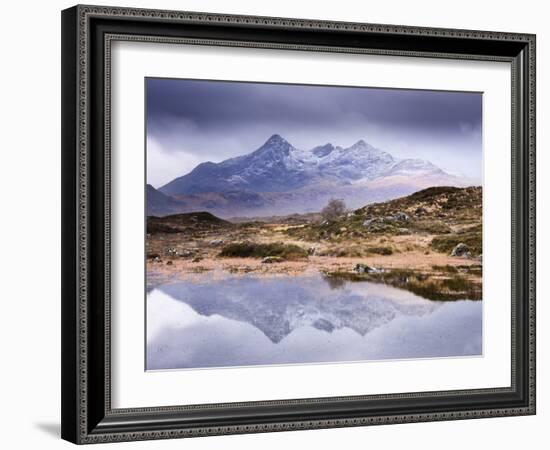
left=146, top=77, right=482, bottom=188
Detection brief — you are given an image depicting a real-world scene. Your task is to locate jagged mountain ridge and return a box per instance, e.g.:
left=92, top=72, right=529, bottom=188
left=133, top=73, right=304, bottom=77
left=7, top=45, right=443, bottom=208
left=160, top=134, right=430, bottom=195
left=150, top=134, right=474, bottom=217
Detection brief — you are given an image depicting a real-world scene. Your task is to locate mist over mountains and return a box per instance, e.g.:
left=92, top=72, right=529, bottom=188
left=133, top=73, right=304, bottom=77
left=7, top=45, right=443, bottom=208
left=148, top=134, right=476, bottom=218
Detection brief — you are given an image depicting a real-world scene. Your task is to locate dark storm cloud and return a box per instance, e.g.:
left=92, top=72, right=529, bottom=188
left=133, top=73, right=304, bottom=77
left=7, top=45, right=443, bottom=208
left=145, top=77, right=482, bottom=187
left=146, top=77, right=481, bottom=134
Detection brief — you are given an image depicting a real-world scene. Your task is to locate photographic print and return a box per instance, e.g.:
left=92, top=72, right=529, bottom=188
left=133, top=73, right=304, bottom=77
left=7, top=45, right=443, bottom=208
left=145, top=78, right=483, bottom=371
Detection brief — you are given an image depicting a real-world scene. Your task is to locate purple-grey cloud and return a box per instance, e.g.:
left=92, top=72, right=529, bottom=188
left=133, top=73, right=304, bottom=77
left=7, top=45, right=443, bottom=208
left=146, top=78, right=482, bottom=187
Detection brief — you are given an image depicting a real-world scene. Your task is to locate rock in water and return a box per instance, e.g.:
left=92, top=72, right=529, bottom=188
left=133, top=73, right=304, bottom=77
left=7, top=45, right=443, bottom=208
left=262, top=256, right=284, bottom=264
left=451, top=243, right=470, bottom=258
left=354, top=263, right=383, bottom=274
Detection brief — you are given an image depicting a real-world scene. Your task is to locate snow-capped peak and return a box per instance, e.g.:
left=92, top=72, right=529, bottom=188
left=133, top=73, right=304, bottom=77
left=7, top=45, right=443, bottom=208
left=160, top=134, right=451, bottom=195
left=385, top=158, right=444, bottom=176
left=264, top=133, right=287, bottom=146
left=350, top=139, right=368, bottom=148
left=252, top=134, right=294, bottom=158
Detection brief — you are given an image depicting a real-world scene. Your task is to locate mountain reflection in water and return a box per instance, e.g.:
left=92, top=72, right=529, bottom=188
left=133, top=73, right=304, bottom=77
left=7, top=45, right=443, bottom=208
left=146, top=272, right=481, bottom=370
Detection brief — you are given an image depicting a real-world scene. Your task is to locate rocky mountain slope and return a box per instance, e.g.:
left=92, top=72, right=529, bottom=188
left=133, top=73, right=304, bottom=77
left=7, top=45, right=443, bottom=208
left=285, top=185, right=482, bottom=257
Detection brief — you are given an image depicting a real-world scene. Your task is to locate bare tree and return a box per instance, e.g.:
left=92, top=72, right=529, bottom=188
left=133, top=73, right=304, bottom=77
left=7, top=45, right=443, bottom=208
left=321, top=198, right=346, bottom=221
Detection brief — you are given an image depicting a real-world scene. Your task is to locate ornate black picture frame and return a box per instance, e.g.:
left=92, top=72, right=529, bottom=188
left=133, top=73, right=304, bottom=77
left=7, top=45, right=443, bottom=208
left=61, top=4, right=536, bottom=444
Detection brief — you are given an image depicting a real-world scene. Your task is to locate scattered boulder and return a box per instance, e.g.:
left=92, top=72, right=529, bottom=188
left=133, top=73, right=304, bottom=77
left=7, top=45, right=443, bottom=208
left=191, top=256, right=203, bottom=263
left=451, top=243, right=471, bottom=258
left=381, top=212, right=410, bottom=223
left=307, top=246, right=318, bottom=256
left=392, top=212, right=410, bottom=222
left=362, top=218, right=375, bottom=227
left=261, top=256, right=284, bottom=264
left=363, top=212, right=409, bottom=227
left=166, top=260, right=173, bottom=265
left=210, top=239, right=224, bottom=246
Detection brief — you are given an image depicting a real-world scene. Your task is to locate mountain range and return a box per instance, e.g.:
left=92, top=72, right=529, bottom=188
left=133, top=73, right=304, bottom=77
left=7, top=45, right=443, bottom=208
left=148, top=134, right=476, bottom=218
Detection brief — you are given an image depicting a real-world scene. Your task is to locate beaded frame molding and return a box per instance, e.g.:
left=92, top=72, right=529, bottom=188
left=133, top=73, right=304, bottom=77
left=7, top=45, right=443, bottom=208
left=61, top=4, right=536, bottom=444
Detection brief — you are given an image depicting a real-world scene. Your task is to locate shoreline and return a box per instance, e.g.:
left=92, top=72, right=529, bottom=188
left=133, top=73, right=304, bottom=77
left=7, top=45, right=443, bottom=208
left=147, top=253, right=481, bottom=277
left=147, top=254, right=482, bottom=300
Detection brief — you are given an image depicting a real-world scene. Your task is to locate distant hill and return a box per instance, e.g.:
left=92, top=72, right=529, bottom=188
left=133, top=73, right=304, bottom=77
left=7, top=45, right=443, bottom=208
left=146, top=184, right=185, bottom=216
left=356, top=185, right=482, bottom=219
left=149, top=134, right=477, bottom=217
left=147, top=211, right=231, bottom=234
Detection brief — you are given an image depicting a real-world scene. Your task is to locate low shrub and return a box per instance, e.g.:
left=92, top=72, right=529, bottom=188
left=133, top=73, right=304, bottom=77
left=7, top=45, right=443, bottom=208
left=442, top=275, right=471, bottom=291
left=365, top=246, right=393, bottom=256
left=219, top=241, right=308, bottom=260
left=414, top=220, right=452, bottom=234
left=431, top=264, right=459, bottom=273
